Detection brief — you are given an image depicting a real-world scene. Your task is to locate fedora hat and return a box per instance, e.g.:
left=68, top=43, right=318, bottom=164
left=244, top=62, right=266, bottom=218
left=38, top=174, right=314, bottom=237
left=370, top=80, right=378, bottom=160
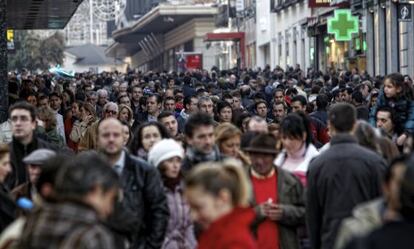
left=243, top=134, right=278, bottom=155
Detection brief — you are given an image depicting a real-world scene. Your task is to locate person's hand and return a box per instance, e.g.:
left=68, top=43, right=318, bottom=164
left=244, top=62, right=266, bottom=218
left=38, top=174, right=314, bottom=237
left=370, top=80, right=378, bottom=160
left=36, top=119, right=45, bottom=128
left=265, top=204, right=284, bottom=221
left=397, top=133, right=408, bottom=146
left=85, top=115, right=95, bottom=124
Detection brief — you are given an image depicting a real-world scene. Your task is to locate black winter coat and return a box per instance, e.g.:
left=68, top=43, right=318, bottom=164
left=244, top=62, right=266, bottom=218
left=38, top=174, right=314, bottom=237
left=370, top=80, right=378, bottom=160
left=344, top=221, right=414, bottom=249
left=107, top=152, right=169, bottom=249
left=0, top=185, right=16, bottom=233
left=7, top=137, right=58, bottom=189
left=306, top=134, right=387, bottom=249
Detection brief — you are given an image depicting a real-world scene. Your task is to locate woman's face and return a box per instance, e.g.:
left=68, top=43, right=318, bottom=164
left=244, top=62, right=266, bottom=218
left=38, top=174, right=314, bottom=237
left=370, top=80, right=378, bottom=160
left=141, top=125, right=162, bottom=152
left=27, top=95, right=37, bottom=107
left=119, top=108, right=130, bottom=122
left=122, top=125, right=130, bottom=146
left=371, top=96, right=378, bottom=107
left=79, top=107, right=87, bottom=121
left=161, top=156, right=182, bottom=178
left=220, top=135, right=240, bottom=158
left=71, top=103, right=80, bottom=118
left=281, top=134, right=305, bottom=155
left=63, top=92, right=70, bottom=104
left=219, top=107, right=232, bottom=123
left=0, top=153, right=11, bottom=184
left=384, top=79, right=400, bottom=98
left=185, top=187, right=231, bottom=230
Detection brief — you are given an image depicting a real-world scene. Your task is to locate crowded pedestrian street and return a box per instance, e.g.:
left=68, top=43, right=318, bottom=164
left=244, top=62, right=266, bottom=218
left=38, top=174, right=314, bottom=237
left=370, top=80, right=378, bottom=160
left=0, top=0, right=414, bottom=249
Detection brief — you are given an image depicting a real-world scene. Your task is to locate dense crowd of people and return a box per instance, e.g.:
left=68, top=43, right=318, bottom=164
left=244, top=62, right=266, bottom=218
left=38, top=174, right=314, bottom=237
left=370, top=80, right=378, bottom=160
left=0, top=65, right=413, bottom=249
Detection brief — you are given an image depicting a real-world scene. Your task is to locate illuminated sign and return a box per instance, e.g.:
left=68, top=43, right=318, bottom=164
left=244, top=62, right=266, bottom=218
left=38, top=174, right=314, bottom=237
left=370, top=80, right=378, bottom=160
left=308, top=0, right=331, bottom=8
left=328, top=9, right=359, bottom=41
left=7, top=29, right=14, bottom=50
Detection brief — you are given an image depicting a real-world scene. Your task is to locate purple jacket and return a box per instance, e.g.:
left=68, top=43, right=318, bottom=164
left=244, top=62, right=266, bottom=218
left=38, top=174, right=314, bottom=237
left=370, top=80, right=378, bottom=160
left=162, top=183, right=197, bottom=249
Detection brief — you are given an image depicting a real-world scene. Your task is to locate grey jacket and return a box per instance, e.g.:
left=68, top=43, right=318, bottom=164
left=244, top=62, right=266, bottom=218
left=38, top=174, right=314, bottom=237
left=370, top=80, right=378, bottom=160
left=162, top=183, right=196, bottom=249
left=249, top=166, right=306, bottom=249
left=334, top=198, right=384, bottom=249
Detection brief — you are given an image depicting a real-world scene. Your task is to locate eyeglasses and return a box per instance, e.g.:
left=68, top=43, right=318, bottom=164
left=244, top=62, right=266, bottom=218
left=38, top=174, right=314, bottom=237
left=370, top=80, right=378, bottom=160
left=105, top=110, right=117, bottom=115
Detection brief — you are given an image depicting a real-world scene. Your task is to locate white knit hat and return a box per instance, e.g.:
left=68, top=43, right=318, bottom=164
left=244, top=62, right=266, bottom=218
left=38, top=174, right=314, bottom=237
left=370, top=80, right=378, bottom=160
left=148, top=139, right=184, bottom=168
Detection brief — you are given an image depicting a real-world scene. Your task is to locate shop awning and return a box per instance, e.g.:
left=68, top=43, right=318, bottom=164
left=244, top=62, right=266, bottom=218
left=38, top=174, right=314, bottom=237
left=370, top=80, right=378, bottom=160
left=7, top=0, right=84, bottom=29
left=106, top=4, right=217, bottom=58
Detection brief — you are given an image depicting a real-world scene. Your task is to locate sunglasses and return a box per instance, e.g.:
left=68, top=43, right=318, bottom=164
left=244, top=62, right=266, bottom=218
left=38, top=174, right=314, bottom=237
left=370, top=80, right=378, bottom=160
left=105, top=110, right=117, bottom=115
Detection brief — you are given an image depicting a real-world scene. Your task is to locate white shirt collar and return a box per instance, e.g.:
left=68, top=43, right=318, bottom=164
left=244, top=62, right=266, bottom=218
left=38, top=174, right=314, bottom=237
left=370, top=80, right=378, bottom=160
left=113, top=150, right=126, bottom=175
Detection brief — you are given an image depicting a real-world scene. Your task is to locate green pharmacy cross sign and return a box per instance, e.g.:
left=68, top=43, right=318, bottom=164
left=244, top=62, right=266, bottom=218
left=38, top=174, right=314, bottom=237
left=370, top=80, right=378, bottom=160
left=328, top=9, right=359, bottom=41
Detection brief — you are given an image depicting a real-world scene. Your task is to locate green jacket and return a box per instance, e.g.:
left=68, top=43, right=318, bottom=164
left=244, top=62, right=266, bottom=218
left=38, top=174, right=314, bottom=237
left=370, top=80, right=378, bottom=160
left=36, top=126, right=65, bottom=148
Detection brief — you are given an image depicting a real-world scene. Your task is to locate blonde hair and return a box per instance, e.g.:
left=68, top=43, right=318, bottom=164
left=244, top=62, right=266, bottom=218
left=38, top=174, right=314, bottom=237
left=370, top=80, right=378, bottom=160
left=185, top=159, right=250, bottom=207
left=214, top=123, right=242, bottom=145
left=37, top=107, right=57, bottom=129
left=118, top=104, right=133, bottom=122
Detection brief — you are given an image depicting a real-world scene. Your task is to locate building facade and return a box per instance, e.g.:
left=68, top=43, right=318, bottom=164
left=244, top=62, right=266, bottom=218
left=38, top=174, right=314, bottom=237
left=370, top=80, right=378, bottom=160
left=106, top=0, right=217, bottom=71
left=270, top=0, right=312, bottom=71
left=364, top=0, right=414, bottom=77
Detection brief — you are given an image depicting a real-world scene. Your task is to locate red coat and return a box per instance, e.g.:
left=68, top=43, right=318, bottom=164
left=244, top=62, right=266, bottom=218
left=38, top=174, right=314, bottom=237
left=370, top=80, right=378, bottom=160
left=198, top=207, right=258, bottom=249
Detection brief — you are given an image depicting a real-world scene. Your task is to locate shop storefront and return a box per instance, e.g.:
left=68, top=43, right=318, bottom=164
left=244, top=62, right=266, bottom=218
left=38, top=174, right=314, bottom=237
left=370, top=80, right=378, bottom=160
left=308, top=8, right=367, bottom=72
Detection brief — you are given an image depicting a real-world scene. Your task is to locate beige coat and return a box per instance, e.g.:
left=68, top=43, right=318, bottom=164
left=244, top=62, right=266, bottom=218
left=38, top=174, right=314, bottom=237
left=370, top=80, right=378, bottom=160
left=78, top=120, right=99, bottom=152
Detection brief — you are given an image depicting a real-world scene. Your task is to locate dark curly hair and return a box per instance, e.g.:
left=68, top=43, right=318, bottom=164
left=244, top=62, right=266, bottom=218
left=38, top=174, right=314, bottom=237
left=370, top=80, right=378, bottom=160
left=129, top=121, right=170, bottom=155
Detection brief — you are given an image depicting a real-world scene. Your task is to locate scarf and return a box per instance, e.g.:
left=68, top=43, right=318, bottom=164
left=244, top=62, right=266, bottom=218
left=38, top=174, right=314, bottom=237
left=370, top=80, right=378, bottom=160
left=162, top=175, right=182, bottom=191
left=185, top=145, right=222, bottom=165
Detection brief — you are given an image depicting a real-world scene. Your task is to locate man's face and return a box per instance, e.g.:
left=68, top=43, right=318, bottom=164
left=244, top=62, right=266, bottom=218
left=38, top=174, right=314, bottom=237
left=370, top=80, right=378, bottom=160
left=224, top=98, right=233, bottom=106
left=164, top=100, right=176, bottom=112
left=11, top=109, right=36, bottom=141
left=187, top=125, right=215, bottom=154
left=98, top=119, right=124, bottom=156
left=98, top=94, right=108, bottom=106
left=376, top=111, right=394, bottom=134
left=119, top=96, right=131, bottom=107
left=249, top=152, right=275, bottom=176
left=199, top=100, right=214, bottom=117
left=27, top=96, right=37, bottom=107
left=132, top=87, right=143, bottom=101
left=274, top=91, right=284, bottom=103
left=160, top=115, right=178, bottom=137
left=88, top=95, right=98, bottom=106
left=188, top=98, right=198, bottom=113
left=28, top=164, right=41, bottom=184
left=361, top=85, right=369, bottom=98
left=119, top=83, right=128, bottom=93
left=219, top=107, right=232, bottom=123
left=340, top=91, right=351, bottom=102
left=175, top=93, right=184, bottom=104
left=147, top=96, right=160, bottom=115
left=229, top=75, right=236, bottom=84
left=232, top=97, right=241, bottom=110
left=291, top=101, right=305, bottom=113
left=165, top=89, right=174, bottom=98
left=168, top=79, right=175, bottom=88
left=273, top=104, right=287, bottom=122
left=112, top=83, right=120, bottom=92
left=256, top=103, right=268, bottom=118
left=247, top=119, right=269, bottom=133
left=49, top=96, right=62, bottom=111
